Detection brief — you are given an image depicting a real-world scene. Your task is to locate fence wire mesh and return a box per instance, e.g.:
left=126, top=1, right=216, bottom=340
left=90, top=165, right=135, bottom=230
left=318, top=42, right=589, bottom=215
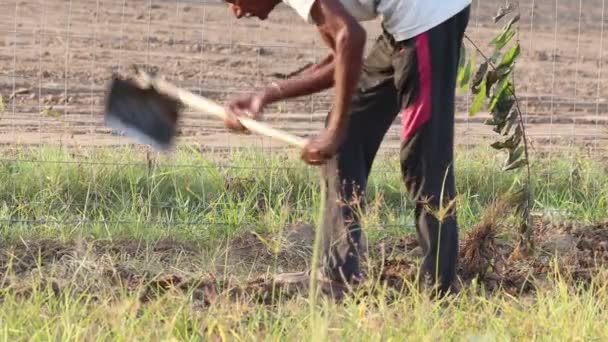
left=0, top=0, right=607, bottom=227
left=2, top=1, right=607, bottom=153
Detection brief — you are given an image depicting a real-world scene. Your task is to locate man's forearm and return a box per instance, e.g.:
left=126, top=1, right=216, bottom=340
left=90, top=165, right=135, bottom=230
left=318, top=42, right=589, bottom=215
left=302, top=54, right=335, bottom=75
left=262, top=55, right=335, bottom=103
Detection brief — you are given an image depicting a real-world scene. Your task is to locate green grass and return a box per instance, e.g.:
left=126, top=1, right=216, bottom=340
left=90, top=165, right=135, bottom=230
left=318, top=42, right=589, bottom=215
left=1, top=144, right=608, bottom=340
left=1, top=144, right=607, bottom=242
left=0, top=278, right=607, bottom=340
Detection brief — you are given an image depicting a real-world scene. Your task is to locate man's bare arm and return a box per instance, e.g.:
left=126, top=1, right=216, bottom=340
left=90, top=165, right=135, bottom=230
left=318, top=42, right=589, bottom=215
left=232, top=0, right=364, bottom=122
left=263, top=54, right=335, bottom=103
left=267, top=0, right=365, bottom=138
left=307, top=54, right=335, bottom=75
left=291, top=54, right=334, bottom=78
left=224, top=0, right=365, bottom=164
left=308, top=0, right=365, bottom=136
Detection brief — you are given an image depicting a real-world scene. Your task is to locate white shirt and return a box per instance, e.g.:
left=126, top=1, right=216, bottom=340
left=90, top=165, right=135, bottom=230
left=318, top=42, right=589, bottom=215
left=282, top=0, right=471, bottom=42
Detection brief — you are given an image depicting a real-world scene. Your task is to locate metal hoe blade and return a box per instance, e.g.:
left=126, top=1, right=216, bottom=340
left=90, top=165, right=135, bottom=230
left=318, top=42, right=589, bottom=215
left=104, top=74, right=182, bottom=151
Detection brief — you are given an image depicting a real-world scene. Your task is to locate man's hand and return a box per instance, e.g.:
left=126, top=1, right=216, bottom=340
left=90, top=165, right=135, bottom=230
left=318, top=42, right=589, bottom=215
left=223, top=93, right=266, bottom=133
left=301, top=128, right=344, bottom=165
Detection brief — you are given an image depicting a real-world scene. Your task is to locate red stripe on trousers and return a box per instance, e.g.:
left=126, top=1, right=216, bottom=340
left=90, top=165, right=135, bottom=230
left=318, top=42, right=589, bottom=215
left=401, top=32, right=432, bottom=143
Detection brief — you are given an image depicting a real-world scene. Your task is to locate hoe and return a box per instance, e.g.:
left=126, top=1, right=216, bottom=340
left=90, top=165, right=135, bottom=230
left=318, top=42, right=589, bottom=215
left=103, top=66, right=307, bottom=150
left=102, top=66, right=344, bottom=299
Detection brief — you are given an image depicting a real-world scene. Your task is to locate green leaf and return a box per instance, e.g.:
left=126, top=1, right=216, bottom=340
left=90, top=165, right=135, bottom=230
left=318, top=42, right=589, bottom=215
left=470, top=79, right=487, bottom=116
left=459, top=57, right=473, bottom=91
left=504, top=158, right=527, bottom=171
left=486, top=70, right=499, bottom=93
left=508, top=182, right=531, bottom=219
left=504, top=145, right=525, bottom=169
left=489, top=79, right=513, bottom=112
left=490, top=141, right=507, bottom=149
left=491, top=127, right=522, bottom=149
left=500, top=108, right=520, bottom=135
left=491, top=15, right=520, bottom=50
left=489, top=49, right=503, bottom=65
left=509, top=13, right=521, bottom=26
left=492, top=102, right=515, bottom=134
left=493, top=3, right=516, bottom=23
left=471, top=61, right=489, bottom=94
left=492, top=29, right=516, bottom=51
left=495, top=65, right=513, bottom=79
left=498, top=43, right=521, bottom=69
left=497, top=14, right=521, bottom=37
left=493, top=133, right=520, bottom=150
left=486, top=69, right=504, bottom=97
left=495, top=96, right=515, bottom=115
left=459, top=43, right=466, bottom=69
left=488, top=77, right=515, bottom=115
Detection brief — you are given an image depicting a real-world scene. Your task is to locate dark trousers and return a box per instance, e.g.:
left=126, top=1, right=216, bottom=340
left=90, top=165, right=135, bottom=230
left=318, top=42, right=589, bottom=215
left=321, top=6, right=470, bottom=294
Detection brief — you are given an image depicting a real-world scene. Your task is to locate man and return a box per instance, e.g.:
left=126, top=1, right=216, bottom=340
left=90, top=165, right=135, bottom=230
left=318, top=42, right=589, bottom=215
left=223, top=0, right=471, bottom=296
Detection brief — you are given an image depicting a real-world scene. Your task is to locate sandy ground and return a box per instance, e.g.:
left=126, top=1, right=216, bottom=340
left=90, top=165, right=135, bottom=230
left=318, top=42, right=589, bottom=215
left=0, top=0, right=607, bottom=154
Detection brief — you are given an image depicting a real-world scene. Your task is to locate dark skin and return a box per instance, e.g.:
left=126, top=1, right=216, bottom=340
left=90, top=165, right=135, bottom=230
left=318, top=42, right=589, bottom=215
left=223, top=0, right=366, bottom=165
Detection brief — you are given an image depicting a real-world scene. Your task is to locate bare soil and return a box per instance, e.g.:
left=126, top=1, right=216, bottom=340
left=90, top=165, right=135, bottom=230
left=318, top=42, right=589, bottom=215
left=1, top=217, right=607, bottom=306
left=0, top=0, right=607, bottom=152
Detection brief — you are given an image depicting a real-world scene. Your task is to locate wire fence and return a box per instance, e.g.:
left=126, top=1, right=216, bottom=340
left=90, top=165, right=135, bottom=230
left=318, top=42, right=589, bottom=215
left=0, top=0, right=607, bottom=221
left=1, top=0, right=607, bottom=152
left=2, top=0, right=606, bottom=154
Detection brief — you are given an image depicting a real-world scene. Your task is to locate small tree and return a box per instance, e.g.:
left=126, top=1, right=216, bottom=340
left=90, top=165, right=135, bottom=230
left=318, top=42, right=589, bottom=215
left=458, top=0, right=533, bottom=254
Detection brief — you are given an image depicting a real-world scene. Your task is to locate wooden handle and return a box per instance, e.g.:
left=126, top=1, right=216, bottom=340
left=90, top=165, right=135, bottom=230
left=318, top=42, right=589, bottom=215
left=144, top=73, right=307, bottom=148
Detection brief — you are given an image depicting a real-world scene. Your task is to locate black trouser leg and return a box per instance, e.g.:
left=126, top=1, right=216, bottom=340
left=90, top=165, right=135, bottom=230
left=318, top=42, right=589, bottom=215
left=321, top=36, right=400, bottom=283
left=398, top=7, right=470, bottom=295
left=321, top=6, right=469, bottom=291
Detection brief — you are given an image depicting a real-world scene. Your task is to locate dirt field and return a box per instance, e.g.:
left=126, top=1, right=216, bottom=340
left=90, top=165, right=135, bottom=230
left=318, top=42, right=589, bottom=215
left=2, top=217, right=608, bottom=306
left=1, top=0, right=607, bottom=153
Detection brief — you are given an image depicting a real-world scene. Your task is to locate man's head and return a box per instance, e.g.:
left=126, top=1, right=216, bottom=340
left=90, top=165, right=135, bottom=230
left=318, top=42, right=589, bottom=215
left=224, top=0, right=281, bottom=20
